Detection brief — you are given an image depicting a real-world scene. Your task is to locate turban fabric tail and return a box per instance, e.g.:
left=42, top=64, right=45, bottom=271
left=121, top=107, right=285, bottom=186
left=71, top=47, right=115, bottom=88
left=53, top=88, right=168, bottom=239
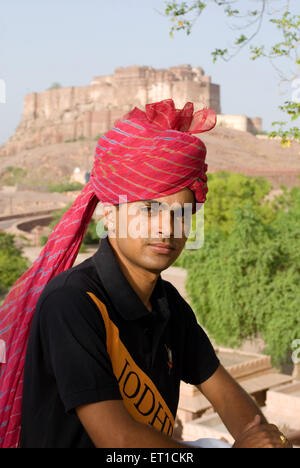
left=0, top=99, right=216, bottom=448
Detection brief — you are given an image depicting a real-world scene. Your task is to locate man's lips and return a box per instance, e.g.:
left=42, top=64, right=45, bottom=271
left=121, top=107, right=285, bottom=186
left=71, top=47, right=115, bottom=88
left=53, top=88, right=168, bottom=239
left=148, top=243, right=175, bottom=254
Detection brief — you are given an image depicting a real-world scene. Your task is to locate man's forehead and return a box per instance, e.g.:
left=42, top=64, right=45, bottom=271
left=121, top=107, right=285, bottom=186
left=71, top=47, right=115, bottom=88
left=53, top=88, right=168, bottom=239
left=141, top=189, right=195, bottom=207
left=105, top=198, right=195, bottom=211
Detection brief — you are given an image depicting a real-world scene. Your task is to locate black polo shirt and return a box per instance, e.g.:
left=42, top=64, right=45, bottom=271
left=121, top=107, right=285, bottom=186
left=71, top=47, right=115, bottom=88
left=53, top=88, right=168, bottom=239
left=20, top=236, right=220, bottom=448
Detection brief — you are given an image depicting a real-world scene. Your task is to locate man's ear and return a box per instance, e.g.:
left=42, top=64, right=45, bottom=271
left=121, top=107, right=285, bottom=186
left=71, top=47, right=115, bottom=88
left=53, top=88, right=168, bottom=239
left=102, top=204, right=118, bottom=232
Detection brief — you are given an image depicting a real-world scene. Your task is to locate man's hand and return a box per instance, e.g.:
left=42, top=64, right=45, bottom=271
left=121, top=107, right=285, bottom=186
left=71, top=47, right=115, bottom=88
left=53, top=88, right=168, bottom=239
left=287, top=430, right=300, bottom=446
left=232, top=415, right=293, bottom=449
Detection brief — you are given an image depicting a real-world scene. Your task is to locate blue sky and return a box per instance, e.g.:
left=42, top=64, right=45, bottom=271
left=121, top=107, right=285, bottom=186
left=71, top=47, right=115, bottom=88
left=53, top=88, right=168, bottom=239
left=0, top=0, right=297, bottom=146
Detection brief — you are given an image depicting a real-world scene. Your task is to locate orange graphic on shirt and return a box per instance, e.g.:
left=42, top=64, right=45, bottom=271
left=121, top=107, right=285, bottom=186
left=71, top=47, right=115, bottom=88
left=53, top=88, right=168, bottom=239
left=87, top=292, right=174, bottom=436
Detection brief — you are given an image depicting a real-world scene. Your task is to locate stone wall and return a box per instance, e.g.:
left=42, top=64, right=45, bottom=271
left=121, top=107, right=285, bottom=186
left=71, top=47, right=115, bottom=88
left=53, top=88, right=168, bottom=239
left=0, top=65, right=221, bottom=156
left=216, top=114, right=262, bottom=134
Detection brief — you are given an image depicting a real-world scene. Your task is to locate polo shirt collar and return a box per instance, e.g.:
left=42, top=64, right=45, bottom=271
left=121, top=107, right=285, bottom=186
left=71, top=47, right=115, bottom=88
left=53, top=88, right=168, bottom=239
left=92, top=236, right=171, bottom=322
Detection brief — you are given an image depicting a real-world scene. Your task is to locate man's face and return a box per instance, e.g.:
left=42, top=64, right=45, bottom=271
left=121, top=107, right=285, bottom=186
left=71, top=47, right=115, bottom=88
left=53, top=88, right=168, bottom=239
left=102, top=188, right=196, bottom=274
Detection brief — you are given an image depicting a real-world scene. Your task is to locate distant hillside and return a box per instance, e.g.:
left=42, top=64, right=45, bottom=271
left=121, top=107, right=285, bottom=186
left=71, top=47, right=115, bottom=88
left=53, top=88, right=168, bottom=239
left=0, top=126, right=299, bottom=193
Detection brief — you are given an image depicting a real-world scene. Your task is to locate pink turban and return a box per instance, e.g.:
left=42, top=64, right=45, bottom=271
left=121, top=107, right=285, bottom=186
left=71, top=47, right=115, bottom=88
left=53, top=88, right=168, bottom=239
left=0, top=99, right=216, bottom=448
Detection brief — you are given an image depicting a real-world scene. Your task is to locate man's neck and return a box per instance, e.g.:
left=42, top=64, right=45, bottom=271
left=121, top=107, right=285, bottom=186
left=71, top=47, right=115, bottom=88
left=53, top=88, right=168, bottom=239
left=108, top=238, right=158, bottom=313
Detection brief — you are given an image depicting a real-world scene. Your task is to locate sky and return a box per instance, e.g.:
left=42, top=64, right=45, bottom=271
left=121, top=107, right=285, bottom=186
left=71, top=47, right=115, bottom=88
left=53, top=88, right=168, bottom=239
left=0, top=0, right=298, bottom=146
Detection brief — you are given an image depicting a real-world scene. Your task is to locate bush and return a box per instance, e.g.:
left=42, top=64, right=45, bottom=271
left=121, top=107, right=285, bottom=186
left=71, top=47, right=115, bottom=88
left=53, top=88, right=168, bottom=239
left=175, top=195, right=300, bottom=367
left=48, top=182, right=84, bottom=193
left=203, top=171, right=275, bottom=232
left=0, top=166, right=27, bottom=186
left=64, top=136, right=86, bottom=143
left=0, top=233, right=29, bottom=298
left=174, top=177, right=300, bottom=365
left=48, top=82, right=62, bottom=90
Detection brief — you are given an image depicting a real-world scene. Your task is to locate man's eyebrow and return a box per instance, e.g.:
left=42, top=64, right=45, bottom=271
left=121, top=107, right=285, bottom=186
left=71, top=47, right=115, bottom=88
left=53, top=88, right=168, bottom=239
left=139, top=199, right=163, bottom=205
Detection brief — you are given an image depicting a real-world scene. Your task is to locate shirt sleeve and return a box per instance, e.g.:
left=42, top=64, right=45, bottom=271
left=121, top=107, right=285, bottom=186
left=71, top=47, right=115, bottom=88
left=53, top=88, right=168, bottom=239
left=37, top=286, right=122, bottom=414
left=181, top=302, right=220, bottom=385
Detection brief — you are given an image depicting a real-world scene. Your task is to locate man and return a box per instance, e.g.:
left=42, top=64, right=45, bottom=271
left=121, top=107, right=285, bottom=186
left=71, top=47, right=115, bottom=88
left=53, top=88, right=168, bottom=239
left=19, top=190, right=291, bottom=448
left=0, top=99, right=291, bottom=448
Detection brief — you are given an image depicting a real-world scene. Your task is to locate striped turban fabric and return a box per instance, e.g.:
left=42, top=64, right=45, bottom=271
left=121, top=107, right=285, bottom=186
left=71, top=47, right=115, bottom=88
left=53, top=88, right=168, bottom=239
left=0, top=99, right=216, bottom=448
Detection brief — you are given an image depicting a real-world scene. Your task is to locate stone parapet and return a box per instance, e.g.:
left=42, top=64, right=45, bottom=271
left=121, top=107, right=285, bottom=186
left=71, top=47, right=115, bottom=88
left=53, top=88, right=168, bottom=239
left=216, top=114, right=262, bottom=134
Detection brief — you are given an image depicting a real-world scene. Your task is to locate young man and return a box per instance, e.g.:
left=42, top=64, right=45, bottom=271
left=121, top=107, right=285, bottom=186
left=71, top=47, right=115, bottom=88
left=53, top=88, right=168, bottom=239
left=19, top=189, right=291, bottom=448
left=0, top=99, right=291, bottom=448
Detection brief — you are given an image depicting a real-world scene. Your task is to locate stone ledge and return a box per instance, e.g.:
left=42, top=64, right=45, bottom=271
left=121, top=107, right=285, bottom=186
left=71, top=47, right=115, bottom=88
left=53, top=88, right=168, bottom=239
left=180, top=347, right=273, bottom=398
left=182, top=405, right=300, bottom=445
left=266, top=382, right=300, bottom=419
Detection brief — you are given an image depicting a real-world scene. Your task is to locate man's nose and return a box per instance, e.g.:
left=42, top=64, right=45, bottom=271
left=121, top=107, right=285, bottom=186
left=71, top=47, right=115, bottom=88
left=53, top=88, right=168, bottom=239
left=153, top=209, right=175, bottom=238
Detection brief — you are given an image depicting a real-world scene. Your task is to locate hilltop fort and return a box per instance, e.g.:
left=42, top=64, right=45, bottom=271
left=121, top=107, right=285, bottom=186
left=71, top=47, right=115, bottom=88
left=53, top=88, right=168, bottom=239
left=0, top=65, right=262, bottom=155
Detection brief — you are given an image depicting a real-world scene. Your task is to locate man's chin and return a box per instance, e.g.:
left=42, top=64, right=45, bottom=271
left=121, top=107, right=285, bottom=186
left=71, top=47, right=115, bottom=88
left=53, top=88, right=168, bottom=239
left=139, top=256, right=176, bottom=275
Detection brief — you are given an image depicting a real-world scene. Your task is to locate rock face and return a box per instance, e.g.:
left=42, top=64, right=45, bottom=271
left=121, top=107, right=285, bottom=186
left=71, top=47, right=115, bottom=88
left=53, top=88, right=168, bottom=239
left=0, top=65, right=221, bottom=155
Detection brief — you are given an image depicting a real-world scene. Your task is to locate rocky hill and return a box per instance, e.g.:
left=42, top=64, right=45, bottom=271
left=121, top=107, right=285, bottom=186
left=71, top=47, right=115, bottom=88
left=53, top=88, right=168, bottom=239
left=1, top=125, right=299, bottom=192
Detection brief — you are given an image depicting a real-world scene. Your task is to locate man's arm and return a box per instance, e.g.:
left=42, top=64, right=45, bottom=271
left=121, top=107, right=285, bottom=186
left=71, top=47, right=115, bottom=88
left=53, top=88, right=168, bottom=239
left=197, top=364, right=267, bottom=438
left=76, top=400, right=190, bottom=448
left=197, top=364, right=292, bottom=448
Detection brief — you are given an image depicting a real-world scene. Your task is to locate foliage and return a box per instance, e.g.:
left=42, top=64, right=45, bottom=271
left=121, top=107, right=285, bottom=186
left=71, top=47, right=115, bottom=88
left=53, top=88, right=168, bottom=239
left=0, top=233, right=29, bottom=298
left=269, top=179, right=300, bottom=212
left=48, top=181, right=84, bottom=193
left=1, top=166, right=27, bottom=185
left=64, top=138, right=78, bottom=143
left=64, top=136, right=86, bottom=143
left=48, top=82, right=62, bottom=90
left=164, top=1, right=300, bottom=143
left=94, top=134, right=105, bottom=141
left=174, top=185, right=300, bottom=366
left=203, top=171, right=275, bottom=232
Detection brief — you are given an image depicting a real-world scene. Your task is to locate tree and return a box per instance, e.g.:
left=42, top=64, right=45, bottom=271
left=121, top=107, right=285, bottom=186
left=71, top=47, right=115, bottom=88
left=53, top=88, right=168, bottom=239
left=0, top=233, right=29, bottom=300
left=164, top=1, right=300, bottom=144
left=203, top=171, right=275, bottom=232
left=174, top=192, right=300, bottom=367
left=48, top=82, right=62, bottom=90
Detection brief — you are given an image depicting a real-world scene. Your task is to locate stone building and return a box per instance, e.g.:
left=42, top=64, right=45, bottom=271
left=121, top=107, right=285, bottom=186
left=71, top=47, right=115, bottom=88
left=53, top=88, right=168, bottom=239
left=0, top=65, right=261, bottom=156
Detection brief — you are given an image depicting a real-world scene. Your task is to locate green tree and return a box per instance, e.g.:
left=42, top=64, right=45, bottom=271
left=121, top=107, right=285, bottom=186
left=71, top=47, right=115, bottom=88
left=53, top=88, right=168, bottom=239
left=0, top=233, right=29, bottom=298
left=203, top=171, right=274, bottom=232
left=164, top=1, right=300, bottom=144
left=48, top=82, right=62, bottom=90
left=174, top=193, right=300, bottom=367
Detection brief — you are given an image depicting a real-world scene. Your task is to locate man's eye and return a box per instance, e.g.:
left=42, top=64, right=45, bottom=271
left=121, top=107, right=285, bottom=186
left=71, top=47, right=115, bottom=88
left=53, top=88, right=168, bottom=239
left=140, top=205, right=150, bottom=213
left=140, top=205, right=159, bottom=215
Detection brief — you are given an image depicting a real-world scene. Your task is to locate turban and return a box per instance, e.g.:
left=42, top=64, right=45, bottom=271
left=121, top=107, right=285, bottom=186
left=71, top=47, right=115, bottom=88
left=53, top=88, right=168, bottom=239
left=0, top=99, right=216, bottom=448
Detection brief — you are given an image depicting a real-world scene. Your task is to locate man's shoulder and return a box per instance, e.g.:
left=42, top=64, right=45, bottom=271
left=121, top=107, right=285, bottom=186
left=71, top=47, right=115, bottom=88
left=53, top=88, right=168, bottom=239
left=36, top=256, right=106, bottom=315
